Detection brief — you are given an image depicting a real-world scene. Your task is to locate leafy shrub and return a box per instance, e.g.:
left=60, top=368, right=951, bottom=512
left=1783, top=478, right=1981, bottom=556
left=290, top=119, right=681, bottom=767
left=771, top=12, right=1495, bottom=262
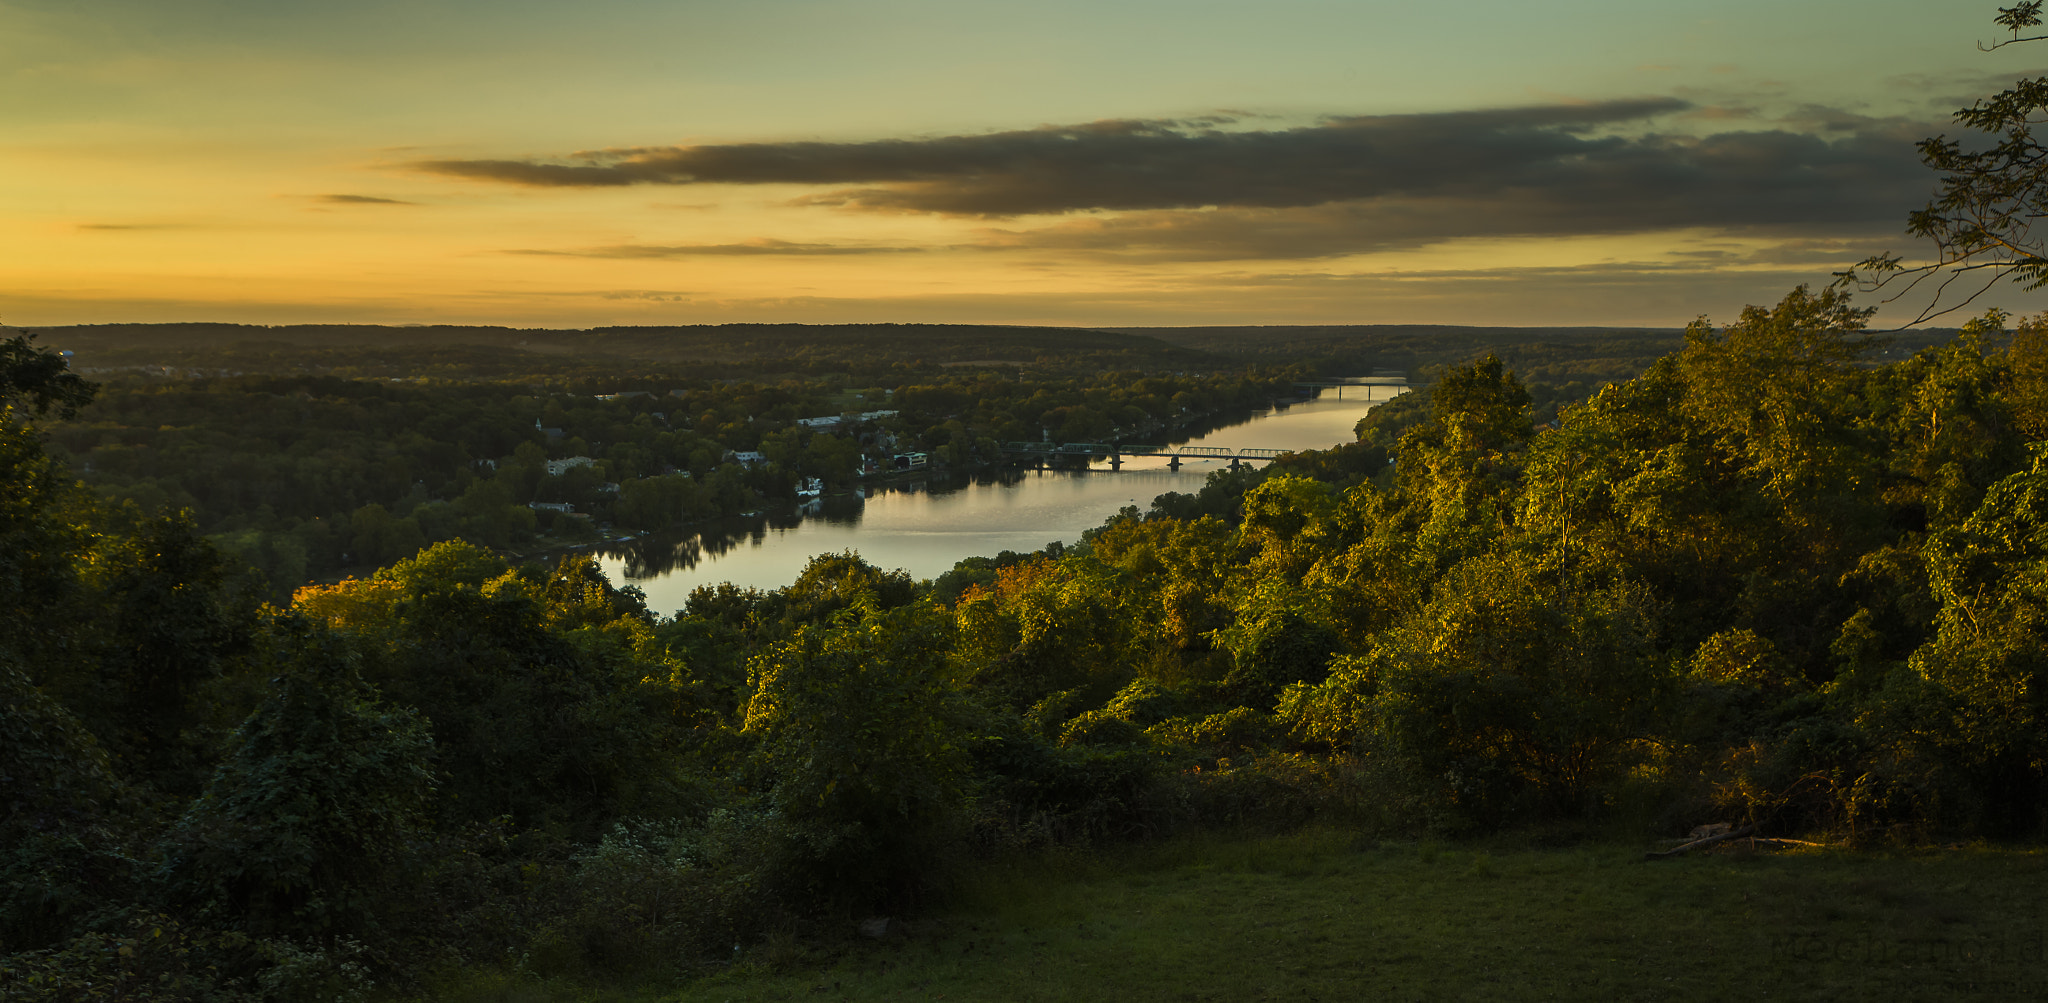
left=157, top=624, right=434, bottom=944
left=0, top=914, right=259, bottom=1003
left=1058, top=709, right=1146, bottom=747
left=1364, top=554, right=1671, bottom=823
left=1189, top=708, right=1283, bottom=751
left=1222, top=612, right=1342, bottom=707
left=1159, top=753, right=1365, bottom=831
left=965, top=737, right=1161, bottom=847
left=0, top=662, right=136, bottom=951
left=518, top=822, right=741, bottom=978
left=742, top=601, right=968, bottom=904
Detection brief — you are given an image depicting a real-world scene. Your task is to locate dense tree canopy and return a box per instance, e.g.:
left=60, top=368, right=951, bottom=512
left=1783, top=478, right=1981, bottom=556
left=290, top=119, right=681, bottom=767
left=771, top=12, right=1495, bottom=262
left=17, top=286, right=2048, bottom=998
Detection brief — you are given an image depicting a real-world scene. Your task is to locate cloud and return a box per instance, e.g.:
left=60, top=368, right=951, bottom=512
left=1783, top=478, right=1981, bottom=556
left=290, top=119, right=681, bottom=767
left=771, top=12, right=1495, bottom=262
left=968, top=164, right=1921, bottom=262
left=318, top=194, right=415, bottom=205
left=417, top=102, right=1690, bottom=214
left=411, top=99, right=1931, bottom=238
left=1883, top=67, right=2048, bottom=112
left=506, top=239, right=924, bottom=258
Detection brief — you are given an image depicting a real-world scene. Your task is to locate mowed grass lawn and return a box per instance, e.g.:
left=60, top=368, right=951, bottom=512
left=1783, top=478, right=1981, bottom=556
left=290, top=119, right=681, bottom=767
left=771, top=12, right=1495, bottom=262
left=462, top=831, right=2048, bottom=1002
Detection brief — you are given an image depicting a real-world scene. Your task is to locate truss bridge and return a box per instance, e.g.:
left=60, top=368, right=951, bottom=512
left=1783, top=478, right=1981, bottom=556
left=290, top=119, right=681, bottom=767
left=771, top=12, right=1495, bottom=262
left=1000, top=442, right=1293, bottom=470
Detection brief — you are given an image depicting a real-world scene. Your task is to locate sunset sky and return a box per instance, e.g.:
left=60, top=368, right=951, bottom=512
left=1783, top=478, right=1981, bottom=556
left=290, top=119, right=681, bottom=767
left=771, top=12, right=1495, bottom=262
left=6, top=0, right=2048, bottom=329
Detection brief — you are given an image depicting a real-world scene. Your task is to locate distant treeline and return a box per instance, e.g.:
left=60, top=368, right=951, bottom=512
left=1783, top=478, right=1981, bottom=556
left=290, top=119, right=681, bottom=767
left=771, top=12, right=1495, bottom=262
left=42, top=321, right=1216, bottom=381
left=1115, top=322, right=1967, bottom=395
left=46, top=361, right=1300, bottom=596
left=37, top=319, right=1892, bottom=392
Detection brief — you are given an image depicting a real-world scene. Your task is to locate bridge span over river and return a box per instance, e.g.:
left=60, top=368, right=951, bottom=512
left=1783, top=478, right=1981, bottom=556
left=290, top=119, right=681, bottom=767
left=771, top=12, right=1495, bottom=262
left=1000, top=441, right=1293, bottom=471
left=1003, top=377, right=1408, bottom=470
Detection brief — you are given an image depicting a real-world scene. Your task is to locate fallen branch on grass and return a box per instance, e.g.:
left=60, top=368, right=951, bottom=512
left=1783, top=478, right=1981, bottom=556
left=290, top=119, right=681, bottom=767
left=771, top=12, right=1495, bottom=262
left=1643, top=823, right=1757, bottom=860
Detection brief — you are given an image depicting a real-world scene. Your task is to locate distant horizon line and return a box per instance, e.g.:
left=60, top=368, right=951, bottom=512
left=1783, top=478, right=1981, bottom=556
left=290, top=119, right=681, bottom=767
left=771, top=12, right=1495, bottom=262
left=11, top=320, right=1700, bottom=333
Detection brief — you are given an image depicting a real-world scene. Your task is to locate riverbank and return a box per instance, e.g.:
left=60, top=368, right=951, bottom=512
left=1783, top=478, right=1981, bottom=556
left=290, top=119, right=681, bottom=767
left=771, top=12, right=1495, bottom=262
left=495, top=392, right=1347, bottom=574
left=591, top=391, right=1395, bottom=600
left=297, top=391, right=1391, bottom=597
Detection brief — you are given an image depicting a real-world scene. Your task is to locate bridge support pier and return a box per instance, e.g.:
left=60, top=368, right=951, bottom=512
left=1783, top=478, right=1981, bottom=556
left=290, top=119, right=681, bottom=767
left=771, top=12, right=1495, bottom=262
left=1230, top=457, right=1242, bottom=471
left=1109, top=453, right=1121, bottom=470
left=1168, top=455, right=1181, bottom=471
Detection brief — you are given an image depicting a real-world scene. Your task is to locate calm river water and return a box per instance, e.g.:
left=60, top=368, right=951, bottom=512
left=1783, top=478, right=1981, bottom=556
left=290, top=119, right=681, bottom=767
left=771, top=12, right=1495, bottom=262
left=599, top=386, right=1405, bottom=612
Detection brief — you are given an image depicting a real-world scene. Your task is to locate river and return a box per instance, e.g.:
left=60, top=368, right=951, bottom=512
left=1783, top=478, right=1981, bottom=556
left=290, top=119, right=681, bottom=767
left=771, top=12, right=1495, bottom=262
left=598, top=385, right=1405, bottom=612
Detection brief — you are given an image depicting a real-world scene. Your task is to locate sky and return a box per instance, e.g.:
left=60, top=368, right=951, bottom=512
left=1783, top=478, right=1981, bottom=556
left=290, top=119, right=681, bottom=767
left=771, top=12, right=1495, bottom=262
left=5, top=0, right=2048, bottom=330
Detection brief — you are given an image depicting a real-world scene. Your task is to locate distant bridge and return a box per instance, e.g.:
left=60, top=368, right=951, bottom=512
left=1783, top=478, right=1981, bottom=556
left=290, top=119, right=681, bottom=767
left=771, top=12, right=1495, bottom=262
left=1291, top=377, right=1410, bottom=401
left=1001, top=442, right=1293, bottom=470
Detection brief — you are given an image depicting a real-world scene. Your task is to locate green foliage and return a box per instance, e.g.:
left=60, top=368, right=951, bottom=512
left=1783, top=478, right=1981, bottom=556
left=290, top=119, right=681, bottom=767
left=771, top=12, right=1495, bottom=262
left=295, top=548, right=686, bottom=834
left=1149, top=707, right=1284, bottom=753
left=742, top=601, right=967, bottom=903
left=79, top=512, right=257, bottom=789
left=0, top=914, right=263, bottom=1003
left=0, top=411, right=93, bottom=673
left=1058, top=709, right=1148, bottom=748
left=781, top=550, right=917, bottom=621
left=1220, top=611, right=1342, bottom=709
left=1362, top=553, right=1670, bottom=822
left=0, top=662, right=135, bottom=952
left=1395, top=353, right=1535, bottom=570
left=0, top=333, right=97, bottom=420
left=32, top=280, right=2048, bottom=993
left=1894, top=447, right=2048, bottom=831
left=158, top=621, right=434, bottom=942
left=40, top=337, right=1297, bottom=597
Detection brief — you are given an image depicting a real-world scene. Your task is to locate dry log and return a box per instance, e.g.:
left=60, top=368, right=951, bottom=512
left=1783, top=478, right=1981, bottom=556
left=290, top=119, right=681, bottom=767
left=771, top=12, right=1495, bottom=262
left=1643, top=823, right=1758, bottom=860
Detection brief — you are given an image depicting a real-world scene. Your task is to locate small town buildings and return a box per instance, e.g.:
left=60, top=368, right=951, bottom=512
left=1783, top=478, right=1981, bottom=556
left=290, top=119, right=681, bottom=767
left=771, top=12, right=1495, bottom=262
left=795, top=409, right=899, bottom=431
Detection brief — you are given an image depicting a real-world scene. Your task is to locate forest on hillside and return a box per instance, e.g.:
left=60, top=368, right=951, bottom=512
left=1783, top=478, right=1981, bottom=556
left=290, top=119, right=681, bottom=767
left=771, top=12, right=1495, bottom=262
left=13, top=282, right=2048, bottom=997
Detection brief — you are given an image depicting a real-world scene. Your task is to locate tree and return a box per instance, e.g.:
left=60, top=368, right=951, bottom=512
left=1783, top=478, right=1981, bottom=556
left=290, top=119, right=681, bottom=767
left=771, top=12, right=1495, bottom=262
left=294, top=546, right=681, bottom=833
left=1395, top=353, right=1534, bottom=571
left=1898, top=447, right=2048, bottom=831
left=741, top=601, right=966, bottom=903
left=158, top=622, right=434, bottom=941
left=77, top=511, right=258, bottom=790
left=1357, top=553, right=1670, bottom=821
left=1676, top=284, right=1882, bottom=553
left=0, top=335, right=98, bottom=691
left=0, top=333, right=97, bottom=421
left=1837, top=3, right=2048, bottom=321
left=0, top=661, right=134, bottom=950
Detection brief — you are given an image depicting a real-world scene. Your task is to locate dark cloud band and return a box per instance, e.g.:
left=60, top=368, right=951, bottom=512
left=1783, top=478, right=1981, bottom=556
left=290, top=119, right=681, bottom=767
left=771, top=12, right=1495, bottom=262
left=414, top=99, right=1928, bottom=228
left=319, top=194, right=415, bottom=205
left=507, top=240, right=923, bottom=258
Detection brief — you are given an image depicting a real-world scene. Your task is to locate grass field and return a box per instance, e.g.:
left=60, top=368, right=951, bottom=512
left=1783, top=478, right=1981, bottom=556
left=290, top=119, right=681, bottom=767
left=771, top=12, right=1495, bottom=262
left=441, top=830, right=2048, bottom=1002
